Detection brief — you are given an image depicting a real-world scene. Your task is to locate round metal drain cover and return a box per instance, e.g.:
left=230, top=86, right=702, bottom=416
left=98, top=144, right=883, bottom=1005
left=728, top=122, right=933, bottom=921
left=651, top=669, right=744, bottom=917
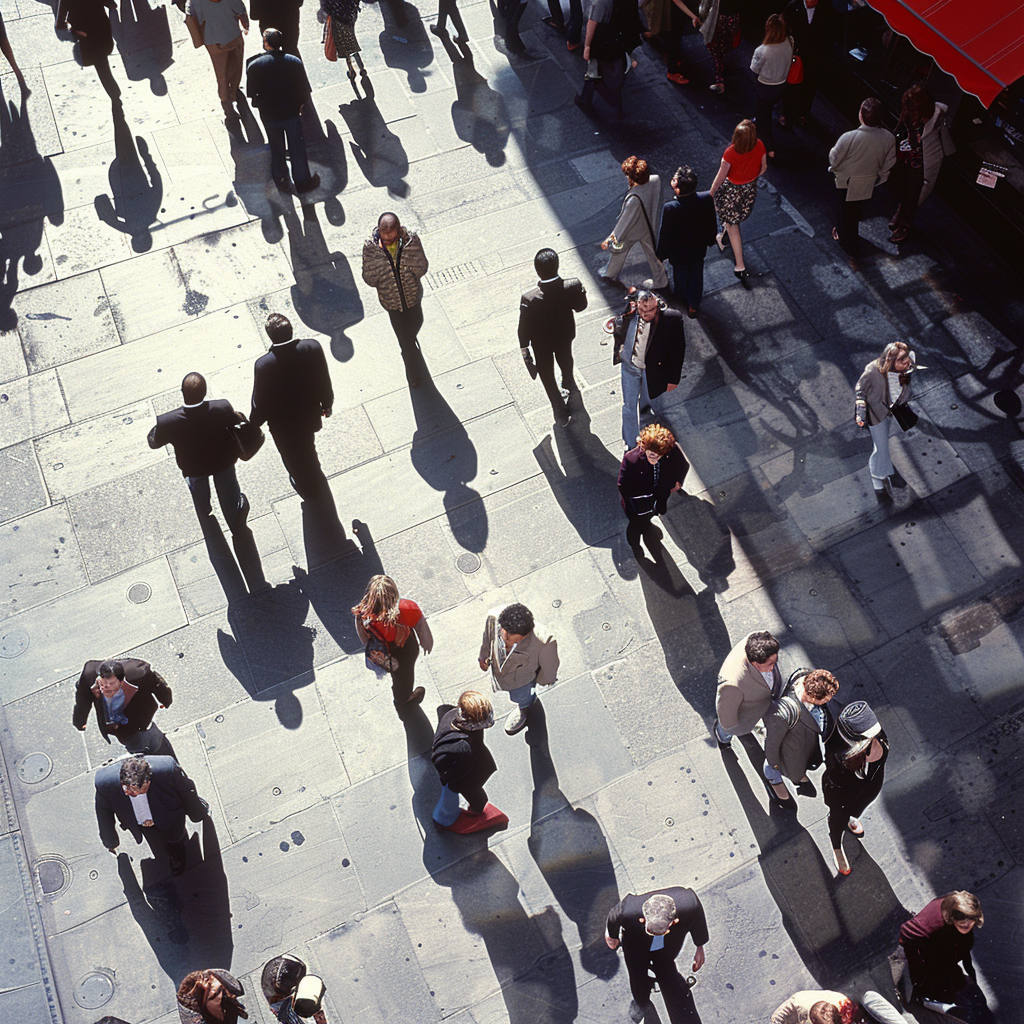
left=0, top=630, right=29, bottom=658
left=17, top=752, right=53, bottom=784
left=34, top=855, right=72, bottom=897
left=456, top=553, right=482, bottom=574
left=75, top=971, right=115, bottom=1009
left=127, top=583, right=152, bottom=604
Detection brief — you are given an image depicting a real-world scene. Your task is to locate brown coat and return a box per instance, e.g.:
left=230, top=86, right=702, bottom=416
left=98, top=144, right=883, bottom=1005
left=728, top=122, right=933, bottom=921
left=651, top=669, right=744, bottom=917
left=480, top=611, right=559, bottom=693
left=714, top=633, right=782, bottom=736
left=361, top=227, right=428, bottom=312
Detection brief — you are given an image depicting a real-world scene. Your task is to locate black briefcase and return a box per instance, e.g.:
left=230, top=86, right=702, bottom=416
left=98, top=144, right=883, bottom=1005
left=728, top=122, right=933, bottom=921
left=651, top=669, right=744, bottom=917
left=228, top=412, right=265, bottom=461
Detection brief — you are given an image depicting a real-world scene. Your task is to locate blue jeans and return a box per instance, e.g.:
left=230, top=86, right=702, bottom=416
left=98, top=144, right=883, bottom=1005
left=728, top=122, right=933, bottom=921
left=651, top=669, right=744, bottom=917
left=262, top=113, right=311, bottom=186
left=187, top=467, right=242, bottom=529
left=507, top=682, right=536, bottom=709
left=620, top=360, right=652, bottom=448
left=433, top=784, right=461, bottom=826
left=868, top=417, right=894, bottom=488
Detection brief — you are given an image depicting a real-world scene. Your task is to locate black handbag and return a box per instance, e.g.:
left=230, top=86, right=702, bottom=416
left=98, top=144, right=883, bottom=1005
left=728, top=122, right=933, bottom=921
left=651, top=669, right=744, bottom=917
left=228, top=412, right=265, bottom=461
left=889, top=402, right=918, bottom=432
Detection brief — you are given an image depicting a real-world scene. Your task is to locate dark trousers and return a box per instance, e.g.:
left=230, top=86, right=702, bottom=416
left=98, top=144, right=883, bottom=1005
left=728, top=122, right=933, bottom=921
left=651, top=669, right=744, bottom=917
left=121, top=725, right=177, bottom=760
left=436, top=0, right=467, bottom=37
left=261, top=113, right=311, bottom=187
left=188, top=466, right=242, bottom=530
left=891, top=160, right=924, bottom=231
left=626, top=951, right=699, bottom=1024
left=835, top=189, right=867, bottom=256
left=258, top=9, right=299, bottom=55
left=388, top=305, right=427, bottom=381
left=388, top=632, right=420, bottom=704
left=546, top=0, right=582, bottom=43
left=500, top=0, right=527, bottom=45
left=755, top=80, right=785, bottom=154
left=784, top=68, right=818, bottom=122
left=142, top=825, right=187, bottom=866
left=535, top=339, right=575, bottom=420
left=669, top=257, right=705, bottom=311
left=271, top=427, right=327, bottom=498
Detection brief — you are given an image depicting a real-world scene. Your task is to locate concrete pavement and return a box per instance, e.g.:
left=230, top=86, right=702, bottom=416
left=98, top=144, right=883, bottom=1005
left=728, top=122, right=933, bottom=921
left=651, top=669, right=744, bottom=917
left=2, top=2, right=1024, bottom=1022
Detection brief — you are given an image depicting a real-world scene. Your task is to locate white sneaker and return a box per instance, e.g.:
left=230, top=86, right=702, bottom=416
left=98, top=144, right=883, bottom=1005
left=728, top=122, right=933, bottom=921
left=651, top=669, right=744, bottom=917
left=505, top=706, right=530, bottom=735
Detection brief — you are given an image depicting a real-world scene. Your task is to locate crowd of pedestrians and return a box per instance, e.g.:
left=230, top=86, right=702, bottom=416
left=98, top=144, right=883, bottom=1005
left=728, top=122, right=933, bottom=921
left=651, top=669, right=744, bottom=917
left=39, top=0, right=985, bottom=1021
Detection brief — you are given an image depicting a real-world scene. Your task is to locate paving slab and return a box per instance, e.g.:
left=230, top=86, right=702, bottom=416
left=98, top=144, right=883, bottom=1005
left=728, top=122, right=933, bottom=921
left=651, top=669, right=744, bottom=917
left=0, top=440, right=48, bottom=525
left=0, top=555, right=185, bottom=701
left=0, top=368, right=70, bottom=449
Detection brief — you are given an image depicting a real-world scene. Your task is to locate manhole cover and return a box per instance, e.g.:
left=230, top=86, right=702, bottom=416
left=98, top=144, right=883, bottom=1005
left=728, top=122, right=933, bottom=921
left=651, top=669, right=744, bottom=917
left=75, top=971, right=115, bottom=1009
left=456, top=553, right=481, bottom=574
left=127, top=583, right=152, bottom=604
left=35, top=855, right=72, bottom=897
left=0, top=630, right=29, bottom=658
left=17, top=752, right=52, bottom=783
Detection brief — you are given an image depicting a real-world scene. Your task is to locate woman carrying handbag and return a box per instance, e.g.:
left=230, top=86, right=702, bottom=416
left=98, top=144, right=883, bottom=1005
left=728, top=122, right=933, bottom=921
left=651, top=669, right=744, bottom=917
left=353, top=575, right=433, bottom=713
left=855, top=341, right=918, bottom=503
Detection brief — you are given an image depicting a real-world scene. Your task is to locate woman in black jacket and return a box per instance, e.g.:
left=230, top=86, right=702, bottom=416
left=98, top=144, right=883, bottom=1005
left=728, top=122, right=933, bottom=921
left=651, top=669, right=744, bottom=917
left=431, top=691, right=500, bottom=830
left=823, top=700, right=888, bottom=876
left=617, top=422, right=689, bottom=554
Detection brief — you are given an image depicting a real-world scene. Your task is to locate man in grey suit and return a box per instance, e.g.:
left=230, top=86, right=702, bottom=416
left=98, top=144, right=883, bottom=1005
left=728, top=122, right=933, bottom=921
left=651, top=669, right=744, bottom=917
left=95, top=755, right=208, bottom=874
left=714, top=629, right=783, bottom=748
left=829, top=97, right=896, bottom=257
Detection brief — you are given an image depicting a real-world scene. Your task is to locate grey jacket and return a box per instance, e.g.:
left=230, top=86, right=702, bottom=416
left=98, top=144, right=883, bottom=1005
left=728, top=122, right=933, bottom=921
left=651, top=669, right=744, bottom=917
left=610, top=177, right=663, bottom=248
left=480, top=611, right=559, bottom=693
left=361, top=227, right=428, bottom=312
left=855, top=359, right=911, bottom=426
left=829, top=125, right=896, bottom=201
left=750, top=39, right=794, bottom=85
left=763, top=686, right=837, bottom=783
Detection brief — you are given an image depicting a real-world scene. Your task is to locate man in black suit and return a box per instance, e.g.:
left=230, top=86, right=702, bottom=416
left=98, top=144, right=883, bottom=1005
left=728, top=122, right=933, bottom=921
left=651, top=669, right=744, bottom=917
left=606, top=887, right=708, bottom=1024
left=249, top=0, right=302, bottom=54
left=251, top=313, right=334, bottom=499
left=518, top=247, right=588, bottom=427
left=782, top=0, right=833, bottom=127
left=656, top=166, right=717, bottom=318
left=148, top=372, right=249, bottom=532
left=612, top=289, right=686, bottom=449
left=73, top=659, right=175, bottom=757
left=95, top=755, right=208, bottom=874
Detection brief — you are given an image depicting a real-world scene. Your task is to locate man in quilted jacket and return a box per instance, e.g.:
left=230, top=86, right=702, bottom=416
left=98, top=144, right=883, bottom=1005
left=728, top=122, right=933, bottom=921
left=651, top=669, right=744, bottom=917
left=361, top=212, right=430, bottom=387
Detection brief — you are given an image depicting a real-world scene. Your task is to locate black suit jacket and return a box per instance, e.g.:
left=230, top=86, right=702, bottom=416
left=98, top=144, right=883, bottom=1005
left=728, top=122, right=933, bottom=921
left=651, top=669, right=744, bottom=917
left=148, top=399, right=239, bottom=477
left=612, top=308, right=686, bottom=399
left=251, top=338, right=334, bottom=438
left=518, top=277, right=588, bottom=355
left=95, top=755, right=206, bottom=849
left=656, top=192, right=717, bottom=266
left=783, top=0, right=832, bottom=69
left=73, top=658, right=173, bottom=742
left=607, top=887, right=709, bottom=972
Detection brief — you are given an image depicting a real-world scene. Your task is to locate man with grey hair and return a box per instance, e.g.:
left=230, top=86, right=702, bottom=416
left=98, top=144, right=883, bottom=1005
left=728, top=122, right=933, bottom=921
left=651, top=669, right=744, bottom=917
left=606, top=886, right=709, bottom=1022
left=94, top=755, right=208, bottom=875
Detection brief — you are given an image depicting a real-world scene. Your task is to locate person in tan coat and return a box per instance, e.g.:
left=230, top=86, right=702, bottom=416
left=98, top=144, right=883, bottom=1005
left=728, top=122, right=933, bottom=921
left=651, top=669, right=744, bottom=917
left=479, top=603, right=559, bottom=736
left=714, top=630, right=783, bottom=747
left=361, top=212, right=429, bottom=387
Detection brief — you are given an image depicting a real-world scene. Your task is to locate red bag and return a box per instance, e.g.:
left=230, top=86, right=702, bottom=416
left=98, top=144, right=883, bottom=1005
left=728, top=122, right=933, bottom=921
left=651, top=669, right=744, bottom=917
left=324, top=16, right=337, bottom=61
left=787, top=54, right=804, bottom=84
left=731, top=25, right=741, bottom=48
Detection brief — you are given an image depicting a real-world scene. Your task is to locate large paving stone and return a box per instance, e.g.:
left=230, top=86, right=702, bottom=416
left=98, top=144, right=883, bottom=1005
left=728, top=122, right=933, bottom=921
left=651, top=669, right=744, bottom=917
left=0, top=555, right=185, bottom=702
left=0, top=440, right=48, bottom=524
left=0, top=368, right=69, bottom=448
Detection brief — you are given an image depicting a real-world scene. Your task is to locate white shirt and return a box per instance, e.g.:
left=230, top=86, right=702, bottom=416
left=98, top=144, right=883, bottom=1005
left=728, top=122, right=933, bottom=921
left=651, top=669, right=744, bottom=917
left=805, top=2, right=815, bottom=23
left=129, top=792, right=154, bottom=825
left=759, top=669, right=775, bottom=689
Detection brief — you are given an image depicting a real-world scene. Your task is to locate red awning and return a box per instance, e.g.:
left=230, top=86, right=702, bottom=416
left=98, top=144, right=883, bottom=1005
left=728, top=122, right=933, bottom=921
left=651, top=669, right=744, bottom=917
left=869, top=0, right=1024, bottom=107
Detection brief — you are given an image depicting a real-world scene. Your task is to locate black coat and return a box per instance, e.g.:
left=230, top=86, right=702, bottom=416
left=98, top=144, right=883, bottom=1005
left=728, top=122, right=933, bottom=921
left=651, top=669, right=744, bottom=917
left=73, top=659, right=173, bottom=742
left=822, top=727, right=888, bottom=818
left=431, top=708, right=496, bottom=796
left=782, top=0, right=833, bottom=72
left=95, top=755, right=206, bottom=849
left=246, top=49, right=311, bottom=120
left=517, top=277, right=588, bottom=355
left=612, top=308, right=686, bottom=399
left=148, top=400, right=239, bottom=478
left=251, top=338, right=334, bottom=438
left=66, top=0, right=114, bottom=65
left=607, top=887, right=709, bottom=984
left=617, top=444, right=689, bottom=518
left=656, top=192, right=717, bottom=266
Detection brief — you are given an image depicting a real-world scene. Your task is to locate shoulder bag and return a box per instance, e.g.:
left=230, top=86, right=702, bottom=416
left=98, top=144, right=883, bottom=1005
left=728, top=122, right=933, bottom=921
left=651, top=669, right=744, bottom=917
left=624, top=193, right=667, bottom=276
left=324, top=16, right=338, bottom=61
left=363, top=620, right=400, bottom=675
left=889, top=401, right=918, bottom=432
left=787, top=53, right=804, bottom=84
left=228, top=411, right=265, bottom=461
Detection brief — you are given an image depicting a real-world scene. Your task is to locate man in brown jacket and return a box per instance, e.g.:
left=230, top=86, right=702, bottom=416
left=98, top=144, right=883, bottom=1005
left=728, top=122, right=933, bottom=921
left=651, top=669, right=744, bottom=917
left=361, top=212, right=429, bottom=387
left=713, top=630, right=783, bottom=748
left=479, top=603, right=559, bottom=735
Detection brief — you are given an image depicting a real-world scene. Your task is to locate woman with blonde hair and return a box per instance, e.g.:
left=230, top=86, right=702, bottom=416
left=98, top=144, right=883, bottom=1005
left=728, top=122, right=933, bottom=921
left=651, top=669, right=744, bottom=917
left=709, top=120, right=767, bottom=287
left=352, top=574, right=434, bottom=711
left=749, top=13, right=793, bottom=159
left=855, top=341, right=916, bottom=502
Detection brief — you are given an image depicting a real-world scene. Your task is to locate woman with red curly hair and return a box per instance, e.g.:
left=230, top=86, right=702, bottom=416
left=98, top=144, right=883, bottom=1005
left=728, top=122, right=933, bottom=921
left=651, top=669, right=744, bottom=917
left=617, top=422, right=688, bottom=554
left=601, top=156, right=668, bottom=289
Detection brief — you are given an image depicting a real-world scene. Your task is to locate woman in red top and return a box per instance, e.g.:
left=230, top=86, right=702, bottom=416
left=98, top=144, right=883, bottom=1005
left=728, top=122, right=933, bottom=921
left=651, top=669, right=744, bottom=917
left=352, top=575, right=434, bottom=711
left=709, top=119, right=767, bottom=288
